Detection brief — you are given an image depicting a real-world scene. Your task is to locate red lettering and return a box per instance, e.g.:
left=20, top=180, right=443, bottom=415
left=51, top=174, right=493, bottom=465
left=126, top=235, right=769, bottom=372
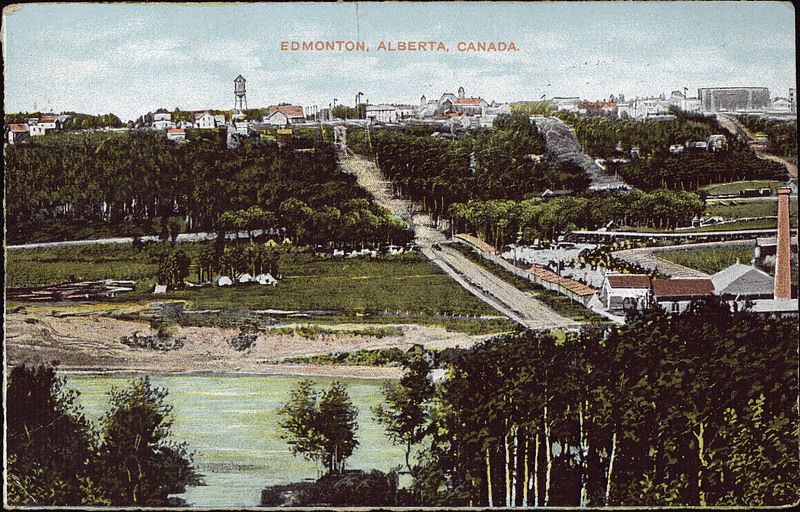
left=498, top=42, right=506, bottom=51
left=437, top=42, right=446, bottom=51
left=398, top=41, right=406, bottom=51
left=408, top=41, right=416, bottom=51
left=315, top=41, right=324, bottom=50
left=281, top=41, right=288, bottom=50
left=419, top=42, right=427, bottom=51
left=303, top=41, right=312, bottom=50
left=377, top=41, right=386, bottom=51
left=355, top=41, right=365, bottom=51
left=477, top=42, right=485, bottom=51
left=509, top=42, right=518, bottom=51
left=325, top=41, right=334, bottom=50
left=345, top=41, right=355, bottom=51
left=458, top=41, right=466, bottom=51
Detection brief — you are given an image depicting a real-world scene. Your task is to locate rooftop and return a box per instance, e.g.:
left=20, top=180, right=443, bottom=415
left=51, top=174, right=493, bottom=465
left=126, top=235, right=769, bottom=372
left=652, top=278, right=715, bottom=297
left=607, top=274, right=651, bottom=289
left=268, top=105, right=304, bottom=118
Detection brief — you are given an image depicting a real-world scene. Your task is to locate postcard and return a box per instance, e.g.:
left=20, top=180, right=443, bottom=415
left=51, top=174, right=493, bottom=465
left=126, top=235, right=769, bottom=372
left=4, top=1, right=798, bottom=509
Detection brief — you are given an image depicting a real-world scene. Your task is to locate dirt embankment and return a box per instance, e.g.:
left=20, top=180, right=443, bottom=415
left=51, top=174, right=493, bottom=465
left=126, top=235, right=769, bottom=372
left=5, top=304, right=489, bottom=379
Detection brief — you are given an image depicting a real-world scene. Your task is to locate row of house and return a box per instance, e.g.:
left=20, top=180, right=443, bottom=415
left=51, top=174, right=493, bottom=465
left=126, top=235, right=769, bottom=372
left=599, top=261, right=794, bottom=316
left=6, top=114, right=72, bottom=144
left=550, top=88, right=795, bottom=120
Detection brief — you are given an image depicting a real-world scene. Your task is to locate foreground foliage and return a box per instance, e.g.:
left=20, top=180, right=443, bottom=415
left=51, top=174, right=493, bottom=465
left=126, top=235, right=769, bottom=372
left=6, top=366, right=200, bottom=506
left=383, top=302, right=798, bottom=507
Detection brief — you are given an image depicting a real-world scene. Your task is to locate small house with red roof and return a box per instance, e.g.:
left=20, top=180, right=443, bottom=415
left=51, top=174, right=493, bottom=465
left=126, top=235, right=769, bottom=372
left=7, top=123, right=30, bottom=145
left=454, top=97, right=489, bottom=115
left=166, top=127, right=186, bottom=142
left=651, top=278, right=715, bottom=313
left=264, top=105, right=305, bottom=126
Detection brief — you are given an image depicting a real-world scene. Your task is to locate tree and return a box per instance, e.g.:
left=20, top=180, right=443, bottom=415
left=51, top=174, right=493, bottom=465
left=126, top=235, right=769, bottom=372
left=373, top=347, right=435, bottom=474
left=6, top=364, right=105, bottom=506
left=95, top=376, right=201, bottom=506
left=279, top=379, right=359, bottom=474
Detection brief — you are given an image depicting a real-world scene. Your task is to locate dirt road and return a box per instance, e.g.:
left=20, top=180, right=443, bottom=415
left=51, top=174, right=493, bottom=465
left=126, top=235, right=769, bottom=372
left=338, top=150, right=579, bottom=330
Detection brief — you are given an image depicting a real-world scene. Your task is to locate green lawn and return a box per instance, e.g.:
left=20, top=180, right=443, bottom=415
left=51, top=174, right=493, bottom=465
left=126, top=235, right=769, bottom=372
left=6, top=242, right=515, bottom=333
left=657, top=246, right=756, bottom=275
left=705, top=199, right=798, bottom=220
left=6, top=243, right=159, bottom=287
left=698, top=180, right=785, bottom=196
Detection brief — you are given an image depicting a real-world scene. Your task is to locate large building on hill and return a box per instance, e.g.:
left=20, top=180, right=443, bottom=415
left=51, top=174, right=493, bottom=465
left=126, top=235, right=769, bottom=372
left=698, top=87, right=771, bottom=113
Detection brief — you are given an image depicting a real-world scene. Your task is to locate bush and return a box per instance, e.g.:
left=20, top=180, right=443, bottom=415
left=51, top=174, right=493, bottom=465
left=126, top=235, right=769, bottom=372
left=260, top=470, right=398, bottom=507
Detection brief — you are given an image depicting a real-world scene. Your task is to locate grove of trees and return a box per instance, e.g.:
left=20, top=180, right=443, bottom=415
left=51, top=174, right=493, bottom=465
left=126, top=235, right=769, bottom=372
left=357, top=114, right=586, bottom=226
left=279, top=379, right=360, bottom=474
left=556, top=111, right=788, bottom=191
left=381, top=301, right=798, bottom=507
left=6, top=365, right=201, bottom=506
left=5, top=130, right=412, bottom=246
left=738, top=115, right=798, bottom=157
left=447, top=189, right=705, bottom=247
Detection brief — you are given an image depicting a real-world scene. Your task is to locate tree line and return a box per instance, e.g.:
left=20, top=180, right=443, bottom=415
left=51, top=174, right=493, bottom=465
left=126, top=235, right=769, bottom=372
left=5, top=130, right=411, bottom=246
left=355, top=114, right=586, bottom=224
left=6, top=366, right=201, bottom=506
left=737, top=115, right=798, bottom=157
left=447, top=189, right=705, bottom=247
left=5, top=111, right=124, bottom=129
left=376, top=301, right=798, bottom=507
left=556, top=111, right=788, bottom=191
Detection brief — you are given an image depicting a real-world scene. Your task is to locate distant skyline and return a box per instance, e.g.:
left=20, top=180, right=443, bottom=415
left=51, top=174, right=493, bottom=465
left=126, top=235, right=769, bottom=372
left=3, top=1, right=796, bottom=122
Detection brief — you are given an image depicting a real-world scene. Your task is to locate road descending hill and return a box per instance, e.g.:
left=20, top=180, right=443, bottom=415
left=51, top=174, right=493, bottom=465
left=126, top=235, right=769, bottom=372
left=338, top=149, right=580, bottom=330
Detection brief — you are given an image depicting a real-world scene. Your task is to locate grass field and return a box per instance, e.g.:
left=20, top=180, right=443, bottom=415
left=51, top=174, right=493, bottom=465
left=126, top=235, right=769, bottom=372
left=6, top=242, right=515, bottom=334
left=705, top=199, right=798, bottom=220
left=6, top=243, right=159, bottom=287
left=698, top=180, right=785, bottom=196
left=657, top=246, right=756, bottom=275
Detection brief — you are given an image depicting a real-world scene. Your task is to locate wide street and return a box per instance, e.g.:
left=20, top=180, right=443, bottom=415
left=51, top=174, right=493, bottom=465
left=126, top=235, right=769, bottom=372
left=338, top=150, right=579, bottom=330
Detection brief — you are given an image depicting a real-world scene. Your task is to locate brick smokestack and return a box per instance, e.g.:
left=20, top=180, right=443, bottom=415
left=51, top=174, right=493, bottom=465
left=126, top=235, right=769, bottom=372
left=774, top=187, right=792, bottom=299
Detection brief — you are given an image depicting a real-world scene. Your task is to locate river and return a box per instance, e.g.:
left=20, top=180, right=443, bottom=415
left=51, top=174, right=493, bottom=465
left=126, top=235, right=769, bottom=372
left=67, top=373, right=405, bottom=508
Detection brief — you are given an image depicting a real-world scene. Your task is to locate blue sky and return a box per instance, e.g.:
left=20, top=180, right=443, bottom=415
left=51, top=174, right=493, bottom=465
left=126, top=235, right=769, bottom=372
left=3, top=1, right=795, bottom=122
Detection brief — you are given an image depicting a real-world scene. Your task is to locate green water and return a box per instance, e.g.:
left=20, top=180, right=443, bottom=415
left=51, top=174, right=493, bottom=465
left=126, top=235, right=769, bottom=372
left=66, top=373, right=404, bottom=508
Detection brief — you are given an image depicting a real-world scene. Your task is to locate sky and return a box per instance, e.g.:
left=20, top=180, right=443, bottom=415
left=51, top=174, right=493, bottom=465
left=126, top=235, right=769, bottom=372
left=3, top=1, right=796, bottom=122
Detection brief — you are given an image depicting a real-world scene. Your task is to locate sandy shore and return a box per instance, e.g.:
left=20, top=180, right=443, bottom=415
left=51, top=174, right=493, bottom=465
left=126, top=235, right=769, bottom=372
left=5, top=304, right=491, bottom=379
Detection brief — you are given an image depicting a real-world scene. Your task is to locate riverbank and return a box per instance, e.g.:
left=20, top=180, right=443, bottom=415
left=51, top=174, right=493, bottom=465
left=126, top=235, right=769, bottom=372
left=6, top=304, right=489, bottom=378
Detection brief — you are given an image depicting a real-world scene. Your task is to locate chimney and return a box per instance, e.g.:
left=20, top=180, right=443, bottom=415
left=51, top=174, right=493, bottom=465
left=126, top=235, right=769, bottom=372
left=774, top=187, right=792, bottom=299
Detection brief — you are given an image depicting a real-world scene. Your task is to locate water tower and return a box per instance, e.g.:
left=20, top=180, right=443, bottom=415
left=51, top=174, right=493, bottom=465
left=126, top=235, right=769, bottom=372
left=234, top=75, right=247, bottom=112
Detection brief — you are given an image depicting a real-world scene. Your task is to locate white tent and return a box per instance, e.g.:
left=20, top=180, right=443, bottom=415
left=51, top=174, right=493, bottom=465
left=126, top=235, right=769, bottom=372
left=217, top=276, right=233, bottom=286
left=237, top=273, right=254, bottom=283
left=255, top=273, right=277, bottom=285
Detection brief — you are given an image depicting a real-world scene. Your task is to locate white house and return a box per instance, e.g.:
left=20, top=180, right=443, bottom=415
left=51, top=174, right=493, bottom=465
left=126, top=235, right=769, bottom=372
left=7, top=123, right=30, bottom=144
left=263, top=105, right=305, bottom=126
left=366, top=104, right=398, bottom=123
left=598, top=274, right=652, bottom=314
left=28, top=120, right=46, bottom=136
left=194, top=111, right=217, bottom=129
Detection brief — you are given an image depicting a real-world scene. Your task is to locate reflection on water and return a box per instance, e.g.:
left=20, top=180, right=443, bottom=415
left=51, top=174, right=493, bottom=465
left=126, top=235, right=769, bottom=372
left=67, top=373, right=404, bottom=508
